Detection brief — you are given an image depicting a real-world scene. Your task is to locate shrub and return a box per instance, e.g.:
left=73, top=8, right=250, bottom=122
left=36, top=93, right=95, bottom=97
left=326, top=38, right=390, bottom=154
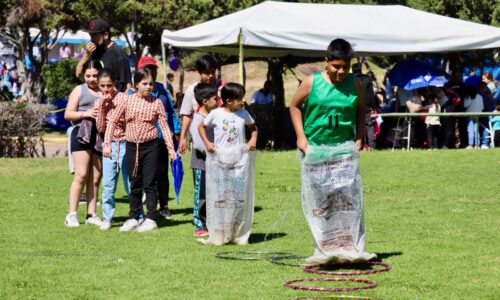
left=0, top=102, right=52, bottom=157
left=42, top=59, right=81, bottom=101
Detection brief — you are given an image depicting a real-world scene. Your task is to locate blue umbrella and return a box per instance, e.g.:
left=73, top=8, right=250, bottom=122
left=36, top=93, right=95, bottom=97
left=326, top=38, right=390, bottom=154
left=388, top=60, right=449, bottom=90
left=170, top=141, right=183, bottom=204
left=463, top=75, right=482, bottom=87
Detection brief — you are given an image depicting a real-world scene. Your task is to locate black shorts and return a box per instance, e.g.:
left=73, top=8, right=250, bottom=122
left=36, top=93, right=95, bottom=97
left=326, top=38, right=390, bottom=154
left=70, top=125, right=102, bottom=155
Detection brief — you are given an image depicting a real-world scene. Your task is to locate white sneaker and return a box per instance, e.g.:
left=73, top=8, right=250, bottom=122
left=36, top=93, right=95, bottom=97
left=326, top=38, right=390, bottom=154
left=466, top=145, right=474, bottom=149
left=100, top=220, right=112, bottom=230
left=480, top=145, right=489, bottom=149
left=137, top=218, right=158, bottom=232
left=119, top=219, right=140, bottom=232
left=85, top=215, right=102, bottom=226
left=65, top=213, right=79, bottom=227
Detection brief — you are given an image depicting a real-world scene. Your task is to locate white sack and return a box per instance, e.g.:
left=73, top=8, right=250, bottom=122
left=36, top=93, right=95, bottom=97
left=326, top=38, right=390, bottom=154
left=203, top=145, right=255, bottom=245
left=301, top=142, right=376, bottom=263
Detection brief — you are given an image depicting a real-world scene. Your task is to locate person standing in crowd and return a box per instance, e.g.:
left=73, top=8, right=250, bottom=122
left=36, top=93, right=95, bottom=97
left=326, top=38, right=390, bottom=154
left=251, top=80, right=273, bottom=149
left=134, top=56, right=181, bottom=220
left=64, top=59, right=103, bottom=227
left=424, top=92, right=441, bottom=150
left=104, top=68, right=176, bottom=233
left=178, top=55, right=219, bottom=154
left=166, top=73, right=175, bottom=101
left=491, top=105, right=500, bottom=147
left=445, top=71, right=468, bottom=148
left=189, top=83, right=218, bottom=237
left=478, top=82, right=496, bottom=149
left=76, top=18, right=131, bottom=92
left=482, top=72, right=498, bottom=97
left=95, top=68, right=129, bottom=230
left=59, top=43, right=72, bottom=59
left=352, top=63, right=378, bottom=150
left=463, top=85, right=484, bottom=149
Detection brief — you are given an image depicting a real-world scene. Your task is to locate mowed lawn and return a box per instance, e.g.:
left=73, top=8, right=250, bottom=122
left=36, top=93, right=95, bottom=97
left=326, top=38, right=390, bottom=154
left=0, top=149, right=499, bottom=300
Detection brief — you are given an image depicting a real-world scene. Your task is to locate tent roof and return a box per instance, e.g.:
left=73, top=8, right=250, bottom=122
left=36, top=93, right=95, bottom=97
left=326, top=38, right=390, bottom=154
left=161, top=1, right=500, bottom=57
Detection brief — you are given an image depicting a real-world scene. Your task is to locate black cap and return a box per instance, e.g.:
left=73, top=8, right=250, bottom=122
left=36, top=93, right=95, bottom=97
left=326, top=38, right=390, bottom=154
left=85, top=19, right=110, bottom=34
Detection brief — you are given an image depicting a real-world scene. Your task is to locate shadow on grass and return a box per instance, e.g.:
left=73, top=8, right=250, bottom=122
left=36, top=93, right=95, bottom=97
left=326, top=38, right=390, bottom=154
left=249, top=232, right=287, bottom=244
left=115, top=196, right=176, bottom=204
left=375, top=251, right=403, bottom=260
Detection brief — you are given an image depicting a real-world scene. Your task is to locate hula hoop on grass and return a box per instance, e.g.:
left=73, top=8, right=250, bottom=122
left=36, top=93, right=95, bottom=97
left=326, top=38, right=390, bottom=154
left=215, top=251, right=294, bottom=261
left=283, top=277, right=377, bottom=292
left=293, top=295, right=383, bottom=300
left=304, top=262, right=391, bottom=276
left=268, top=255, right=313, bottom=267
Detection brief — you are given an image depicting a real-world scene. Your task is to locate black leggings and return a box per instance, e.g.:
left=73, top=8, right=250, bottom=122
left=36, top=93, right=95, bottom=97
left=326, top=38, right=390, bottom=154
left=125, top=140, right=159, bottom=220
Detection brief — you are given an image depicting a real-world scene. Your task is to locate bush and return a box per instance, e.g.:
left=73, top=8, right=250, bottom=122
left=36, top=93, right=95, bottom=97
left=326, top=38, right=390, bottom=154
left=42, top=59, right=81, bottom=101
left=0, top=102, right=52, bottom=157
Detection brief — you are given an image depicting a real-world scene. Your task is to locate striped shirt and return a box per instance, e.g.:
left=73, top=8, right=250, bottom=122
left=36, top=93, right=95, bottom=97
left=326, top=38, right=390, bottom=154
left=95, top=91, right=127, bottom=142
left=104, top=94, right=176, bottom=173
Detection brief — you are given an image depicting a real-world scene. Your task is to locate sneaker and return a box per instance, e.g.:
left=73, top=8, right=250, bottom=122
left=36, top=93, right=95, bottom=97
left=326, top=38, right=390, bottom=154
left=194, top=229, right=209, bottom=237
left=480, top=145, right=490, bottom=149
left=100, top=220, right=112, bottom=230
left=64, top=213, right=79, bottom=227
left=159, top=208, right=172, bottom=220
left=137, top=218, right=158, bottom=232
left=85, top=215, right=102, bottom=226
left=466, top=145, right=474, bottom=149
left=119, top=219, right=140, bottom=232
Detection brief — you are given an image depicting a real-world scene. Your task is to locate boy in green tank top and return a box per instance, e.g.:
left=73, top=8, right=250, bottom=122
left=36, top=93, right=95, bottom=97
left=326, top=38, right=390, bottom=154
left=290, top=39, right=376, bottom=263
left=290, top=38, right=365, bottom=150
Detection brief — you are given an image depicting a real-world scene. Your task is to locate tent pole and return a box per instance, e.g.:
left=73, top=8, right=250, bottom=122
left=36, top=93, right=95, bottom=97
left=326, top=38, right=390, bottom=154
left=238, top=30, right=244, bottom=85
left=161, top=43, right=167, bottom=86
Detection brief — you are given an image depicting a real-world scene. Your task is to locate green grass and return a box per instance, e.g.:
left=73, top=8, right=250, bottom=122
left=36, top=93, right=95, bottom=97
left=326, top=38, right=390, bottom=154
left=1, top=149, right=499, bottom=299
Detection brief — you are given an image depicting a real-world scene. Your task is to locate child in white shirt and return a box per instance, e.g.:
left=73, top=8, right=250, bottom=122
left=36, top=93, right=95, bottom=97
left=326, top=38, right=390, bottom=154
left=198, top=83, right=258, bottom=245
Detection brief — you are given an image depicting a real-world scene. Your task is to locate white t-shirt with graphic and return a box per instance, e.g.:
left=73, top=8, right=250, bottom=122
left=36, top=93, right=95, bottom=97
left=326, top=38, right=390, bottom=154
left=204, top=108, right=254, bottom=148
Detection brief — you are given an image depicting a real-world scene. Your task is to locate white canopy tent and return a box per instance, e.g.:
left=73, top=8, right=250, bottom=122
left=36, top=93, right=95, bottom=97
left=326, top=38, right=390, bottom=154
left=162, top=1, right=500, bottom=57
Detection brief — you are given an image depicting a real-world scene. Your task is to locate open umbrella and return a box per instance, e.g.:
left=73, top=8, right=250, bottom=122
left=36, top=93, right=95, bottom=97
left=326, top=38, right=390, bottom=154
left=388, top=60, right=449, bottom=90
left=170, top=141, right=184, bottom=204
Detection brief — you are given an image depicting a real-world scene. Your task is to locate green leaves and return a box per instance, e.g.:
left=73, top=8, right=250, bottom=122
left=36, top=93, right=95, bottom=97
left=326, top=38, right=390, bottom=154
left=41, top=59, right=81, bottom=100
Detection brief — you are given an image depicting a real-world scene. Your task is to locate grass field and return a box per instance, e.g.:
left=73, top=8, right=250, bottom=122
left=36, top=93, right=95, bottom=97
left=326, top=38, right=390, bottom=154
left=1, top=149, right=499, bottom=299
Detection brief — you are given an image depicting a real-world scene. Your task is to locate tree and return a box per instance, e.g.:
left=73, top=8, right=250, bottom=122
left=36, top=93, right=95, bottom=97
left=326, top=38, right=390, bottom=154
left=0, top=0, right=79, bottom=103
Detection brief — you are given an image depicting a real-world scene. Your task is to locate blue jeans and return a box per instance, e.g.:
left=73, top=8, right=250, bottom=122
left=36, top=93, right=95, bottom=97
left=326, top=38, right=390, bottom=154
left=467, top=117, right=479, bottom=146
left=479, top=117, right=491, bottom=147
left=102, top=140, right=129, bottom=222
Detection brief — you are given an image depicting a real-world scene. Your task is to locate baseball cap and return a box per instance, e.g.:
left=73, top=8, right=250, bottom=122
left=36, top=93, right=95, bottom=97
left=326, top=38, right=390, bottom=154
left=86, top=18, right=110, bottom=34
left=137, top=56, right=158, bottom=69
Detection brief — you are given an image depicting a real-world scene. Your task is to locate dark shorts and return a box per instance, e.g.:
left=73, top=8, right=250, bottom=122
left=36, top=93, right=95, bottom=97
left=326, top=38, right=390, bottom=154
left=70, top=125, right=102, bottom=155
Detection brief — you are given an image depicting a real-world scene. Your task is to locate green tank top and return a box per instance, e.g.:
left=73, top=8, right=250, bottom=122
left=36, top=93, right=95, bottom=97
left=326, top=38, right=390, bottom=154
left=303, top=72, right=358, bottom=146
